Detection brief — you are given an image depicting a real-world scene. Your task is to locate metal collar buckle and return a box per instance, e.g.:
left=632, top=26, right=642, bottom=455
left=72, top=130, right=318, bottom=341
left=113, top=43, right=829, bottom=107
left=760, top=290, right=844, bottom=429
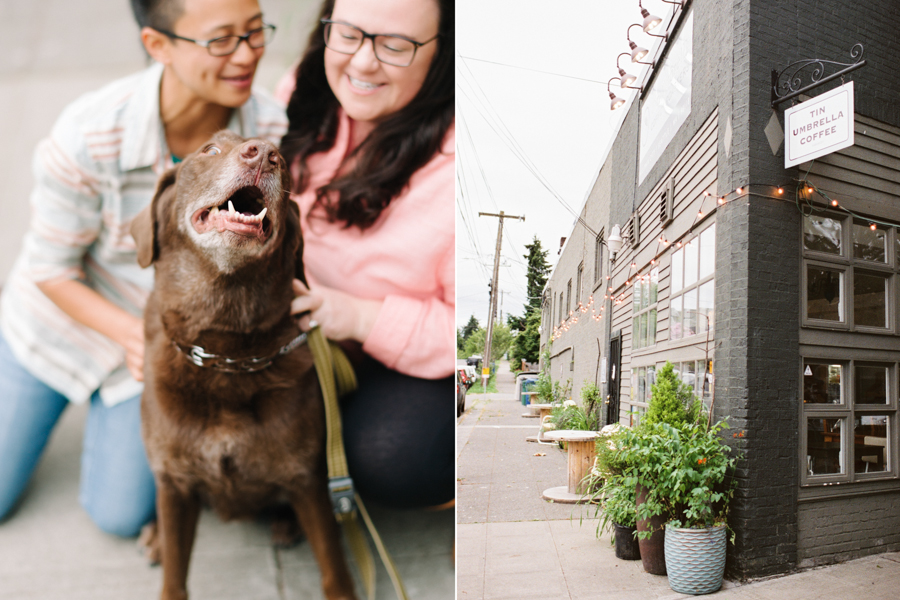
left=173, top=331, right=308, bottom=373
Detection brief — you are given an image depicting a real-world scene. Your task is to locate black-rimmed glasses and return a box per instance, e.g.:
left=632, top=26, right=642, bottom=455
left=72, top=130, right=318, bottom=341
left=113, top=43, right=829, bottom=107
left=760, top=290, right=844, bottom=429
left=155, top=23, right=276, bottom=57
left=321, top=19, right=438, bottom=67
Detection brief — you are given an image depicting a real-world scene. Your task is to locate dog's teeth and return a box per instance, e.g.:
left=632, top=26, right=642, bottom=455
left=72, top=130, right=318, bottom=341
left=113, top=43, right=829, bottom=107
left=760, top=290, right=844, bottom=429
left=258, top=207, right=267, bottom=220
left=228, top=200, right=236, bottom=214
left=210, top=206, right=219, bottom=216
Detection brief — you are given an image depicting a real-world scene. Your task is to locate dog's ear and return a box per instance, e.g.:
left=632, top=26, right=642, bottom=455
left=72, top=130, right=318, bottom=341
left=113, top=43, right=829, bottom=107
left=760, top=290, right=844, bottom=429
left=132, top=166, right=179, bottom=268
left=285, top=198, right=308, bottom=287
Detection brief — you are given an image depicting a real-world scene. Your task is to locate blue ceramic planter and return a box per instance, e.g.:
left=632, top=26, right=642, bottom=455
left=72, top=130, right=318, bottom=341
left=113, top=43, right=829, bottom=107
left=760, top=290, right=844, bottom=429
left=664, top=523, right=726, bottom=595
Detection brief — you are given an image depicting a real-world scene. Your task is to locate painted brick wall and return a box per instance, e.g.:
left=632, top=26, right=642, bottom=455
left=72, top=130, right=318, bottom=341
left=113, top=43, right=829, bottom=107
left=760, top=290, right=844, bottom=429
left=715, top=0, right=900, bottom=579
left=798, top=493, right=900, bottom=567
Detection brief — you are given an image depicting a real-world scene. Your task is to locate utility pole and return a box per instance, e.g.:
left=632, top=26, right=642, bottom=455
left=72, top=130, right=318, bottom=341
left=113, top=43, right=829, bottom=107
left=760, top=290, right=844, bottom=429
left=479, top=211, right=525, bottom=385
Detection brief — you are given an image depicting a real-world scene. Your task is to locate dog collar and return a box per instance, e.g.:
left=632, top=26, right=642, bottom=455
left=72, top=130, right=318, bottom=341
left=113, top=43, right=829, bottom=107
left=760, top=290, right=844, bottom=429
left=171, top=331, right=309, bottom=373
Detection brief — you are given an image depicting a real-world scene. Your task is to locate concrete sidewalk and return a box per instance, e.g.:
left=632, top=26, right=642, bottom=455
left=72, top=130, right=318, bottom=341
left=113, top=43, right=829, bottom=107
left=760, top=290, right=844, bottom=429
left=456, top=361, right=900, bottom=600
left=0, top=401, right=454, bottom=600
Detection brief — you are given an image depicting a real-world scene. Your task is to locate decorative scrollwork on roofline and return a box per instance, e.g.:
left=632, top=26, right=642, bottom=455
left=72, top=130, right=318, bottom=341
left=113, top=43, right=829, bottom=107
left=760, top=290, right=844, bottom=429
left=771, top=44, right=866, bottom=108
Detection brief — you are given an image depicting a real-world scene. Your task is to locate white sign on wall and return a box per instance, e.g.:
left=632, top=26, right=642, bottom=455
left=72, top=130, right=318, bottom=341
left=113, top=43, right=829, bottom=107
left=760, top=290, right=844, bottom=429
left=784, top=81, right=854, bottom=168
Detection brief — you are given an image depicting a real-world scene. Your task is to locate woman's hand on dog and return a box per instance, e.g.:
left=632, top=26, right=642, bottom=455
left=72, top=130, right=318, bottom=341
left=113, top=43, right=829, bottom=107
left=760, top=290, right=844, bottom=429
left=35, top=277, right=145, bottom=381
left=291, top=279, right=381, bottom=343
left=121, top=316, right=145, bottom=382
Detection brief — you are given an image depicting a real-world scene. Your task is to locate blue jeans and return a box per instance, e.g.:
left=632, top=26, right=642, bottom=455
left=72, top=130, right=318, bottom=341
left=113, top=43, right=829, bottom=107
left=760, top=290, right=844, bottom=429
left=0, top=334, right=156, bottom=537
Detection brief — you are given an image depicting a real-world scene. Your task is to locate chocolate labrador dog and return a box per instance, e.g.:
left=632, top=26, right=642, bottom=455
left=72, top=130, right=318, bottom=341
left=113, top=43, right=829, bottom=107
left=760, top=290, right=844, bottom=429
left=130, top=130, right=356, bottom=600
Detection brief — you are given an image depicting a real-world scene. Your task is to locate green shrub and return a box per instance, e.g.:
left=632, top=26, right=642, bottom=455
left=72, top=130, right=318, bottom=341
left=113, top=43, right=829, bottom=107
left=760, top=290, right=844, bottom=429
left=617, top=421, right=737, bottom=535
left=642, top=361, right=703, bottom=427
left=584, top=427, right=637, bottom=542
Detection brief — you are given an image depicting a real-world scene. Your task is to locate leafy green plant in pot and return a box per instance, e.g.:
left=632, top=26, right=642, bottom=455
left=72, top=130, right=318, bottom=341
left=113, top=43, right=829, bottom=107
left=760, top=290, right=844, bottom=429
left=621, top=420, right=738, bottom=593
left=583, top=426, right=640, bottom=560
left=618, top=361, right=705, bottom=575
left=657, top=420, right=736, bottom=595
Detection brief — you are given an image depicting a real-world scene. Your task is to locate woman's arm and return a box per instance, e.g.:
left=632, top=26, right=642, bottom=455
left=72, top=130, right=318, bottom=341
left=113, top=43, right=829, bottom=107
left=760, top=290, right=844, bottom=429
left=36, top=279, right=144, bottom=381
left=23, top=117, right=144, bottom=379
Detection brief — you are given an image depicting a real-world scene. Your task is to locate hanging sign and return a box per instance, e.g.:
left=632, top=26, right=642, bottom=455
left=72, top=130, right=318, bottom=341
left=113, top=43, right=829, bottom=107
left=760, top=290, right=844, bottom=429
left=784, top=81, right=854, bottom=168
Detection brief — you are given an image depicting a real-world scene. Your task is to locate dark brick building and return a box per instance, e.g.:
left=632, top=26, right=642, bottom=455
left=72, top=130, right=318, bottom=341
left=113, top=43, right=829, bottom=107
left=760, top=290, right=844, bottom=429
left=541, top=0, right=900, bottom=579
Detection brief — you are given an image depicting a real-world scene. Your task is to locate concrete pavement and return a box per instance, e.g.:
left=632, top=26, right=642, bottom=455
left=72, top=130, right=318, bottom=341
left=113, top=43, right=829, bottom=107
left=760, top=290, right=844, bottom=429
left=456, top=361, right=900, bottom=599
left=0, top=400, right=454, bottom=600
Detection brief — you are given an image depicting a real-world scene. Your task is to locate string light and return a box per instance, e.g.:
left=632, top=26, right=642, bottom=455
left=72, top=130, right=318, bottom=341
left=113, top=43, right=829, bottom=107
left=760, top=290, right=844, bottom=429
left=736, top=187, right=743, bottom=194
left=870, top=223, right=877, bottom=231
left=831, top=199, right=839, bottom=207
left=777, top=187, right=784, bottom=194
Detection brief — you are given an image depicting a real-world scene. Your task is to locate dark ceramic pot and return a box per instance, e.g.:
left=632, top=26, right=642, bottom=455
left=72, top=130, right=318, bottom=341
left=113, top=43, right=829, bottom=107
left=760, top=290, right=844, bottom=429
left=613, top=523, right=641, bottom=560
left=635, top=483, right=667, bottom=575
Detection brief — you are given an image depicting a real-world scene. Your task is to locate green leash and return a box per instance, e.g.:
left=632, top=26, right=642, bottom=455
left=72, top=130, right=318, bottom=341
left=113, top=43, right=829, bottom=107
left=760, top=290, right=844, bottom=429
left=307, top=324, right=409, bottom=600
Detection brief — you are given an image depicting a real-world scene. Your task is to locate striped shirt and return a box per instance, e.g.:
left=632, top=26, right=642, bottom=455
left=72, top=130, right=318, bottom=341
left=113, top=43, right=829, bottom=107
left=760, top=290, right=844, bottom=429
left=0, top=62, right=288, bottom=405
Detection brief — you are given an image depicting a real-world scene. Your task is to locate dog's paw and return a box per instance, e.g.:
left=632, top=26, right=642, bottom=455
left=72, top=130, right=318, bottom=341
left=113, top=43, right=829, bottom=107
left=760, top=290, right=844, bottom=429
left=270, top=515, right=305, bottom=548
left=138, top=521, right=162, bottom=566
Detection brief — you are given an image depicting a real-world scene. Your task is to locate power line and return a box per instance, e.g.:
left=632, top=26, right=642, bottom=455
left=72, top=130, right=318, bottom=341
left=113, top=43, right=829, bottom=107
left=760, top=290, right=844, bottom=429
left=456, top=55, right=599, bottom=239
left=457, top=54, right=606, bottom=84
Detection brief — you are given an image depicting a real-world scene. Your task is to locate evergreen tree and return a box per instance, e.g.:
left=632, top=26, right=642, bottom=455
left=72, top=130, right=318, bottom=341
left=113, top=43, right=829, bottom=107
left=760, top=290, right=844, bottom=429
left=460, top=314, right=479, bottom=340
left=524, top=236, right=551, bottom=315
left=510, top=310, right=541, bottom=367
left=507, top=237, right=551, bottom=365
left=458, top=315, right=481, bottom=356
left=642, top=361, right=702, bottom=427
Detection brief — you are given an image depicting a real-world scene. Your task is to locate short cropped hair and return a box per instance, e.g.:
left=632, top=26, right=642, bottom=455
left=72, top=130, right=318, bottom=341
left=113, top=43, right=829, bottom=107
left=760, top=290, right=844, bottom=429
left=130, top=0, right=184, bottom=30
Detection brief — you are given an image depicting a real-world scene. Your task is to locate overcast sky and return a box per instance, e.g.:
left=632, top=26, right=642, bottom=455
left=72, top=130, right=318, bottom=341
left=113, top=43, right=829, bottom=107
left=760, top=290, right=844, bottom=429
left=455, top=0, right=675, bottom=329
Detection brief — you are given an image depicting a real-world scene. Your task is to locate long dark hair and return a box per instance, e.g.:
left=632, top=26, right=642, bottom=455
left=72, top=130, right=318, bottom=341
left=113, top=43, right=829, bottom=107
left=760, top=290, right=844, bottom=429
left=280, top=0, right=454, bottom=230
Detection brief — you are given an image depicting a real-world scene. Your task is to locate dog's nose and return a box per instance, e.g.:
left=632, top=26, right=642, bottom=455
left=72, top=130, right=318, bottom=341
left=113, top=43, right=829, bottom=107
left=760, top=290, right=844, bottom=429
left=239, top=141, right=279, bottom=168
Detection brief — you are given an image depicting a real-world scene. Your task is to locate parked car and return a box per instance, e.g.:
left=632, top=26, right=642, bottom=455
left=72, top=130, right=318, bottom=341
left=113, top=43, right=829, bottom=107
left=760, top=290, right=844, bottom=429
left=456, top=371, right=467, bottom=417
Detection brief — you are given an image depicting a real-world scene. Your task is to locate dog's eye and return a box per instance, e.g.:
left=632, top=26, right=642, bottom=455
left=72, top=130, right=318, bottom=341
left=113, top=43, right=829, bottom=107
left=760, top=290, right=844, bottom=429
left=204, top=146, right=221, bottom=156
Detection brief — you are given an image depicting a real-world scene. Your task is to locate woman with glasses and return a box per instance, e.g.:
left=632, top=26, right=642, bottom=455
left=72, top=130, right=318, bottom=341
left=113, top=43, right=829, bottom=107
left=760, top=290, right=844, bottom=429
left=279, top=0, right=454, bottom=510
left=0, top=0, right=285, bottom=536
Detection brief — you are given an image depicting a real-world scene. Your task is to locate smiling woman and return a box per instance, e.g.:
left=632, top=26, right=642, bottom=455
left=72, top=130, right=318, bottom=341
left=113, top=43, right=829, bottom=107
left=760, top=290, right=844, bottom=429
left=0, top=0, right=287, bottom=539
left=277, top=0, right=455, bottom=509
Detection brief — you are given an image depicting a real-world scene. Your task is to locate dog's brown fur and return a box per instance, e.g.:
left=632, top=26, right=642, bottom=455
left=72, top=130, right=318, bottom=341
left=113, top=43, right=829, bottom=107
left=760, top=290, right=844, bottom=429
left=131, top=131, right=355, bottom=600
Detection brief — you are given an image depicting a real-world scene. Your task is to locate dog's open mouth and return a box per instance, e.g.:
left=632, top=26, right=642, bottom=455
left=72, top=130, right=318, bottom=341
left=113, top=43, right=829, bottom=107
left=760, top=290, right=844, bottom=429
left=192, top=186, right=271, bottom=239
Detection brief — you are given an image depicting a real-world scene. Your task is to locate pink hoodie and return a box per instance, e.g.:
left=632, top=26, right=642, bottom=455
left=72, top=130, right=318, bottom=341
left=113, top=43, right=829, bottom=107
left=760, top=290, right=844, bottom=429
left=277, top=82, right=455, bottom=380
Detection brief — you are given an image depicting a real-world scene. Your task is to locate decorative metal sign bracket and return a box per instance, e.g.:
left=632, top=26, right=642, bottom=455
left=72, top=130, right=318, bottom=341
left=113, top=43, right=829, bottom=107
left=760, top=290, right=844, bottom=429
left=771, top=43, right=866, bottom=108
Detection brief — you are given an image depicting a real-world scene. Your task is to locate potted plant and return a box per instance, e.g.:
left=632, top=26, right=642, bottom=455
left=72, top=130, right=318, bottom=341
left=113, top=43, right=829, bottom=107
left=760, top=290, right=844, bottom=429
left=620, top=420, right=737, bottom=593
left=658, top=420, right=736, bottom=595
left=616, top=362, right=705, bottom=575
left=585, top=425, right=640, bottom=560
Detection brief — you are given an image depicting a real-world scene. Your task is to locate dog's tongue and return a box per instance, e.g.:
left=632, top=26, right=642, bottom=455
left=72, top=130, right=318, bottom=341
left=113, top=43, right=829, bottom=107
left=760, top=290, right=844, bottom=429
left=210, top=202, right=267, bottom=238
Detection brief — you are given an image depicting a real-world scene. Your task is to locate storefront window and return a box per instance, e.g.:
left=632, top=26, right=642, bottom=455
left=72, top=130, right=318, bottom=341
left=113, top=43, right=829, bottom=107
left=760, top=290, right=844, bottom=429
left=854, top=415, right=889, bottom=473
left=807, top=417, right=844, bottom=475
left=853, top=271, right=888, bottom=328
left=852, top=220, right=886, bottom=262
left=856, top=365, right=888, bottom=404
left=632, top=268, right=658, bottom=350
left=806, top=266, right=843, bottom=322
left=804, top=214, right=842, bottom=254
left=801, top=358, right=896, bottom=484
left=803, top=363, right=842, bottom=404
left=670, top=224, right=715, bottom=340
left=630, top=365, right=656, bottom=425
left=802, top=212, right=894, bottom=330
